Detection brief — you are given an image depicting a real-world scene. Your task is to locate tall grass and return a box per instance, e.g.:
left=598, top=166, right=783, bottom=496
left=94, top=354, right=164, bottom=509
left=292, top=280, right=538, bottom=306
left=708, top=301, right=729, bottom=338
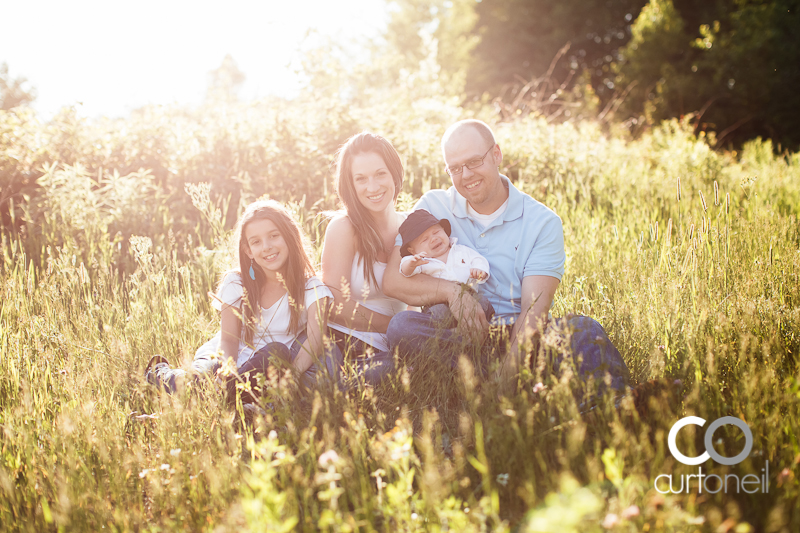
left=0, top=105, right=798, bottom=531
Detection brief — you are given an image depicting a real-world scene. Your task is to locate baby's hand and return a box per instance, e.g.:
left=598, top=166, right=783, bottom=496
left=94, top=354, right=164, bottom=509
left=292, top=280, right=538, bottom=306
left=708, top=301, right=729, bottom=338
left=407, top=252, right=430, bottom=269
left=401, top=252, right=429, bottom=276
left=469, top=268, right=489, bottom=281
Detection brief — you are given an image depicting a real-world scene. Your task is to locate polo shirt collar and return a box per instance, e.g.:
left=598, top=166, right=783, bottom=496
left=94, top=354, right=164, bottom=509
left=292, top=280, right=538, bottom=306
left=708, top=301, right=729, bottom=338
left=451, top=175, right=524, bottom=224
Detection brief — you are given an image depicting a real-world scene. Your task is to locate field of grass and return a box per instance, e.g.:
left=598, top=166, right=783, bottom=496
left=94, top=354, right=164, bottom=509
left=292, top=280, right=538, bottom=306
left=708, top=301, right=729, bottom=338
left=1, top=102, right=799, bottom=531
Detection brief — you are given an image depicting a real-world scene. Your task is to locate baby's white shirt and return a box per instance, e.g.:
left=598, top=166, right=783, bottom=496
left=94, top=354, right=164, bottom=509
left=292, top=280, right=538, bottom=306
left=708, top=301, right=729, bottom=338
left=399, top=238, right=490, bottom=284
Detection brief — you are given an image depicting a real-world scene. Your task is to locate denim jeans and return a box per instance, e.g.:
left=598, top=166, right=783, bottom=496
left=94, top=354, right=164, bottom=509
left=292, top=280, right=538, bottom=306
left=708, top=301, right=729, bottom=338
left=386, top=311, right=628, bottom=394
left=147, top=329, right=343, bottom=396
left=328, top=328, right=395, bottom=388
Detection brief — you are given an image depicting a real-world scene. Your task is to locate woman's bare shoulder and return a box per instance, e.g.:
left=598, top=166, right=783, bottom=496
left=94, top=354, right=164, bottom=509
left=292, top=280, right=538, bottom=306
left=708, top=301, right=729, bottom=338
left=325, top=214, right=356, bottom=239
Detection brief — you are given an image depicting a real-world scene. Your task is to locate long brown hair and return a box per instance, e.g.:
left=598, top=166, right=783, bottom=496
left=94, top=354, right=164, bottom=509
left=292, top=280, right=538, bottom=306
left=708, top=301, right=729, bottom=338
left=334, top=132, right=404, bottom=287
left=229, top=200, right=315, bottom=347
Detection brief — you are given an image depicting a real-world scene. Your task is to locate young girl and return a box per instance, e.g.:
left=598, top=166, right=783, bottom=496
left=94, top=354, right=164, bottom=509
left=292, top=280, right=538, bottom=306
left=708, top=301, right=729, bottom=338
left=145, top=200, right=338, bottom=402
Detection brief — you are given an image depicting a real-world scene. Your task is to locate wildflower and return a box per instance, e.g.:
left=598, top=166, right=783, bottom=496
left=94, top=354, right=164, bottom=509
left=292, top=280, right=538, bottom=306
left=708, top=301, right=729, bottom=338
left=160, top=464, right=170, bottom=471
left=602, top=513, right=619, bottom=528
left=777, top=467, right=793, bottom=487
left=139, top=469, right=151, bottom=478
left=318, top=449, right=340, bottom=468
left=532, top=382, right=546, bottom=394
left=496, top=473, right=509, bottom=486
left=169, top=448, right=181, bottom=457
left=621, top=505, right=640, bottom=519
left=268, top=430, right=278, bottom=440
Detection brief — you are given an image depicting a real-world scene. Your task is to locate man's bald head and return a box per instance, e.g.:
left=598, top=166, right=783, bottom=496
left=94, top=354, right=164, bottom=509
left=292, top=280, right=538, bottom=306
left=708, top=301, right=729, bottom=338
left=441, top=119, right=496, bottom=157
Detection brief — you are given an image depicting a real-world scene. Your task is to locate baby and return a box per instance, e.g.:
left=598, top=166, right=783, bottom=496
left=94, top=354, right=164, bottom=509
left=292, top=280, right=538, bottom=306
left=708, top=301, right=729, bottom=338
left=398, top=209, right=494, bottom=326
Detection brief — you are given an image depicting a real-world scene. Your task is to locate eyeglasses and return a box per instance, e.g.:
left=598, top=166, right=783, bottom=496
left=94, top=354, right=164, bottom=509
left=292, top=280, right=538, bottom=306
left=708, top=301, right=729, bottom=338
left=445, top=145, right=495, bottom=177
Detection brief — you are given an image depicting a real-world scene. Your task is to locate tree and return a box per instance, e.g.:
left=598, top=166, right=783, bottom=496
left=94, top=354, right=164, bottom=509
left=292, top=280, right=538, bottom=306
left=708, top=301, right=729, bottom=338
left=0, top=63, right=36, bottom=110
left=377, top=0, right=480, bottom=96
left=614, top=0, right=691, bottom=123
left=466, top=0, right=647, bottom=99
left=205, top=54, right=246, bottom=104
left=616, top=0, right=800, bottom=148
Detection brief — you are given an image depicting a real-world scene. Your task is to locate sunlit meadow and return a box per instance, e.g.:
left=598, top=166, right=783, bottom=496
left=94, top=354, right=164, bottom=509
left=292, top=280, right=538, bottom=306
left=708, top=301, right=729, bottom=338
left=1, top=95, right=799, bottom=531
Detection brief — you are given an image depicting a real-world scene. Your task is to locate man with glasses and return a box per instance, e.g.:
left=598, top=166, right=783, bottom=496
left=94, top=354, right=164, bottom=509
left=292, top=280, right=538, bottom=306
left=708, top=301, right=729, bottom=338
left=383, top=119, right=628, bottom=396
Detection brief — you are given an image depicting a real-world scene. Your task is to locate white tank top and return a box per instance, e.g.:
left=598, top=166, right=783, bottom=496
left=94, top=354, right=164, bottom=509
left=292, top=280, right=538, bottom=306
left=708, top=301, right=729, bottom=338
left=328, top=252, right=407, bottom=352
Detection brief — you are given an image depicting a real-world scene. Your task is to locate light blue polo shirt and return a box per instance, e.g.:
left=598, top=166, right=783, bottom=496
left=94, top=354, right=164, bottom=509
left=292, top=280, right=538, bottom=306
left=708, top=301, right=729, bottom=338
left=396, top=176, right=565, bottom=325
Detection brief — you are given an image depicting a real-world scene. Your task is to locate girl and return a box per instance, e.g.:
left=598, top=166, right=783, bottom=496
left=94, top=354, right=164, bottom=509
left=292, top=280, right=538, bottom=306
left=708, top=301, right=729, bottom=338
left=145, top=200, right=337, bottom=401
left=321, top=132, right=408, bottom=385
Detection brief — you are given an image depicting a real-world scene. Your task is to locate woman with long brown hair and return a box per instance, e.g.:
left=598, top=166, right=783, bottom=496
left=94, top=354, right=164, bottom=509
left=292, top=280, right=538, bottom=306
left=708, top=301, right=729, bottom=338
left=321, top=132, right=408, bottom=384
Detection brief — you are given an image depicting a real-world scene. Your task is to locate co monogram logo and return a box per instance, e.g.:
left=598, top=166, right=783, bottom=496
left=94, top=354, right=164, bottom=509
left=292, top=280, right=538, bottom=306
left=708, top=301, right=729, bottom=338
left=668, top=416, right=753, bottom=466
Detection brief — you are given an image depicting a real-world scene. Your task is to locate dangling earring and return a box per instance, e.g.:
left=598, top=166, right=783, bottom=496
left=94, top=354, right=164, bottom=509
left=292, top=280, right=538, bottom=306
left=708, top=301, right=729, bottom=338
left=249, top=258, right=256, bottom=280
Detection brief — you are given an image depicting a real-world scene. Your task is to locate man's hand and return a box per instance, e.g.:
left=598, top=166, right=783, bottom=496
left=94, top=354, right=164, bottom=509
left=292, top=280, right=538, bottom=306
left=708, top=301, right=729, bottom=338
left=469, top=268, right=489, bottom=282
left=449, top=286, right=489, bottom=345
left=400, top=252, right=429, bottom=276
left=494, top=275, right=558, bottom=398
left=495, top=331, right=540, bottom=397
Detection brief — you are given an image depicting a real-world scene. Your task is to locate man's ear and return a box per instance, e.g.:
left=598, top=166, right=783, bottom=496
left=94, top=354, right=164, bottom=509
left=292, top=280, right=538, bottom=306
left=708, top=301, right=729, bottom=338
left=493, top=144, right=503, bottom=166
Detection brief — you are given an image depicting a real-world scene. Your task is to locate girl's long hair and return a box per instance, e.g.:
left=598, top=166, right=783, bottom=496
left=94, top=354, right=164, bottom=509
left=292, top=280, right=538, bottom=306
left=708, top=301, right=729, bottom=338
left=334, top=132, right=404, bottom=287
left=230, top=200, right=315, bottom=347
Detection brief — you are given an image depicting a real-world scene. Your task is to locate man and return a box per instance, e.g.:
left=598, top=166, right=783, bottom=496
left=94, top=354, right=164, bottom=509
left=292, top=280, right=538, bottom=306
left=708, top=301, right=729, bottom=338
left=382, top=119, right=627, bottom=394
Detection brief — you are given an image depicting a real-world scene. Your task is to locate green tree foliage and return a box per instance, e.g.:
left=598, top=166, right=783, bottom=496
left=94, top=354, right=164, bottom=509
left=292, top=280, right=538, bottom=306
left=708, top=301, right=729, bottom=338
left=440, top=0, right=799, bottom=148
left=617, top=0, right=800, bottom=148
left=0, top=62, right=36, bottom=110
left=615, top=0, right=689, bottom=123
left=375, top=0, right=478, bottom=95
left=466, top=0, right=646, bottom=99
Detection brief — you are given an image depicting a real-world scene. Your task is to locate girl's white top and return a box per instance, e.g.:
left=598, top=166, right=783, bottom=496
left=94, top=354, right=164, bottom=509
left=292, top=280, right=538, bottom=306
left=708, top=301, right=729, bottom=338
left=195, top=272, right=332, bottom=367
left=327, top=252, right=408, bottom=352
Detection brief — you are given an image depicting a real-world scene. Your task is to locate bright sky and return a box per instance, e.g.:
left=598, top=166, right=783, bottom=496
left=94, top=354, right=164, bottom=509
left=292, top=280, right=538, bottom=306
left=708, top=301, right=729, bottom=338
left=1, top=0, right=388, bottom=119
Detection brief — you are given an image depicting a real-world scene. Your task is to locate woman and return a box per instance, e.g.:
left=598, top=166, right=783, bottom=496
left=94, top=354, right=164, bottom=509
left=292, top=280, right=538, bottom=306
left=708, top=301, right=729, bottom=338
left=321, top=132, right=408, bottom=385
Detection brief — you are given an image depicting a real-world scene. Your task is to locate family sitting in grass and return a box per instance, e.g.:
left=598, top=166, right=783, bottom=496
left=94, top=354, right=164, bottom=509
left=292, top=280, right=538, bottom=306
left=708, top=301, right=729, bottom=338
left=145, top=120, right=629, bottom=405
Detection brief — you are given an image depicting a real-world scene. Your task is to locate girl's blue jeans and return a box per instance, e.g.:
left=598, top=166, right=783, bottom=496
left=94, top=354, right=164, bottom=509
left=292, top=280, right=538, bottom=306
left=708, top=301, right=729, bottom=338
left=147, top=330, right=343, bottom=397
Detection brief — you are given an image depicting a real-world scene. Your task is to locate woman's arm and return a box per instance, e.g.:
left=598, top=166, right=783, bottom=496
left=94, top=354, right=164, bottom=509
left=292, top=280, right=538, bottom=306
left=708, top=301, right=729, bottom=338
left=384, top=245, right=490, bottom=343
left=321, top=215, right=393, bottom=333
left=293, top=298, right=330, bottom=374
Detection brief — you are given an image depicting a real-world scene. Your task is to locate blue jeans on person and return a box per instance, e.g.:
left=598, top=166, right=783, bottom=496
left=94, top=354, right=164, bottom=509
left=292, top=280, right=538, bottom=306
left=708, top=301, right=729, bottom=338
left=228, top=331, right=345, bottom=402
left=328, top=328, right=395, bottom=388
left=146, top=330, right=343, bottom=396
left=386, top=311, right=628, bottom=394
